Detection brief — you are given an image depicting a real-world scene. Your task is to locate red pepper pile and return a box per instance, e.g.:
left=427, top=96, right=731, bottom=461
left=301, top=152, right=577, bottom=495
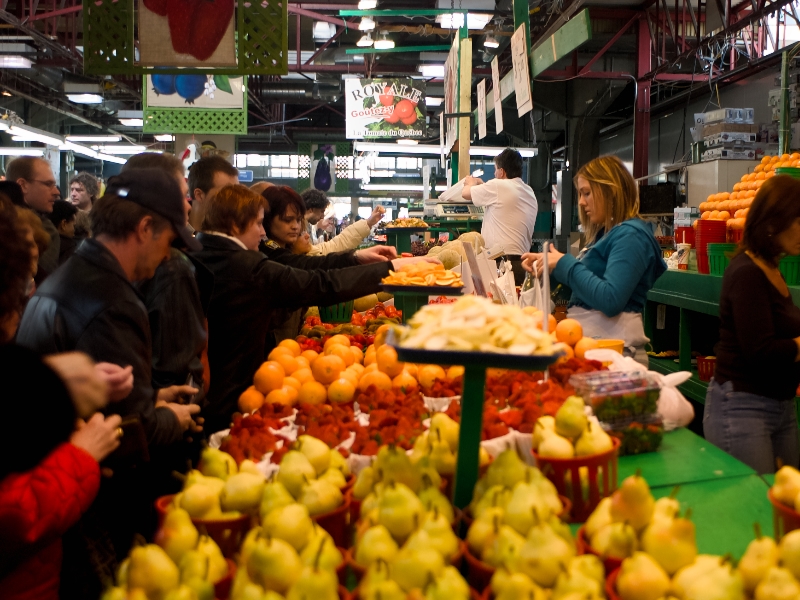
left=220, top=403, right=295, bottom=464
left=351, top=388, right=430, bottom=455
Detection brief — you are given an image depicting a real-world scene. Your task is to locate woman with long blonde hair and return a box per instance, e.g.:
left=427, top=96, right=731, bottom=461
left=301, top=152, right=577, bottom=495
left=521, top=155, right=666, bottom=364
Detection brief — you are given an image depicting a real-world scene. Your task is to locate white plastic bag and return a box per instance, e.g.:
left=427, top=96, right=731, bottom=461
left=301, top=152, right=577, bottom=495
left=520, top=271, right=543, bottom=309
left=584, top=349, right=695, bottom=431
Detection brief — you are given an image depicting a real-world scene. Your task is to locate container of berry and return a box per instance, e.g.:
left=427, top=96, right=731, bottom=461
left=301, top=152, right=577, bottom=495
left=599, top=414, right=664, bottom=456
left=569, top=371, right=661, bottom=422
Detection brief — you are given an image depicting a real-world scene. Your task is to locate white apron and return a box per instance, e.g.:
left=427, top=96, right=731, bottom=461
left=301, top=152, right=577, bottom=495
left=568, top=307, right=649, bottom=366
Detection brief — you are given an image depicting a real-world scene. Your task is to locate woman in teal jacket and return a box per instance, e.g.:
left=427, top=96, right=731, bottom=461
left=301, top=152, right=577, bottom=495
left=522, top=155, right=666, bottom=365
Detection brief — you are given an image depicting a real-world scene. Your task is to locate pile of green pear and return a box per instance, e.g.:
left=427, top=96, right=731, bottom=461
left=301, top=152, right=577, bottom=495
left=101, top=509, right=229, bottom=600
left=770, top=465, right=800, bottom=512
left=532, top=396, right=615, bottom=459
left=489, top=553, right=607, bottom=600
left=408, top=412, right=490, bottom=476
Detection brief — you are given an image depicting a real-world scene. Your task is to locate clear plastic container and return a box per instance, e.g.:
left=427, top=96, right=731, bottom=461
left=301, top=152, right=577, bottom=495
left=569, top=371, right=661, bottom=423
left=600, top=414, right=664, bottom=456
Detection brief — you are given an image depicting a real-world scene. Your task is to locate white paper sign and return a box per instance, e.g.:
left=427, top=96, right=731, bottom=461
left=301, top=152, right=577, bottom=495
left=511, top=25, right=533, bottom=117
left=477, top=79, right=487, bottom=140
left=491, top=56, right=504, bottom=133
left=444, top=36, right=460, bottom=151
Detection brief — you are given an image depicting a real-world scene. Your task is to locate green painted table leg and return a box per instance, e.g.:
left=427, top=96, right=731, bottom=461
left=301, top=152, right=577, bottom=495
left=679, top=308, right=692, bottom=372
left=392, top=292, right=429, bottom=323
left=452, top=364, right=486, bottom=509
left=386, top=231, right=414, bottom=253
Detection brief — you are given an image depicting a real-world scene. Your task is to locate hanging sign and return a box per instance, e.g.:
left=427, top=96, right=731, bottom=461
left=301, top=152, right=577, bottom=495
left=477, top=79, right=487, bottom=140
left=511, top=24, right=533, bottom=117
left=444, top=36, right=460, bottom=151
left=145, top=74, right=245, bottom=109
left=345, top=78, right=426, bottom=139
left=491, top=56, right=504, bottom=133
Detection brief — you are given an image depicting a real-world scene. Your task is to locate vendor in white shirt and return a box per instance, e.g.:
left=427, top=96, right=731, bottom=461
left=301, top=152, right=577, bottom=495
left=461, top=148, right=538, bottom=285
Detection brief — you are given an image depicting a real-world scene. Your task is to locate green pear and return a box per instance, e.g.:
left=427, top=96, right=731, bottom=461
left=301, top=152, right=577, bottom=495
left=360, top=560, right=405, bottom=600
left=99, top=587, right=127, bottom=600
left=779, top=529, right=800, bottom=580
left=418, top=480, right=454, bottom=524
left=410, top=431, right=432, bottom=463
left=127, top=544, right=180, bottom=600
left=296, top=435, right=331, bottom=477
left=651, top=489, right=681, bottom=525
left=239, top=460, right=262, bottom=476
left=672, top=555, right=728, bottom=599
left=504, top=479, right=555, bottom=535
left=328, top=448, right=351, bottom=477
left=155, top=508, right=199, bottom=564
left=419, top=507, right=460, bottom=560
left=754, top=566, right=800, bottom=600
left=428, top=431, right=456, bottom=476
left=739, top=527, right=777, bottom=593
left=195, top=535, right=228, bottom=584
left=529, top=469, right=564, bottom=515
left=532, top=416, right=556, bottom=451
left=377, top=482, right=424, bottom=543
left=359, top=486, right=384, bottom=521
left=482, top=524, right=526, bottom=569
left=127, top=590, right=150, bottom=600
left=199, top=447, right=238, bottom=481
left=221, top=472, right=265, bottom=513
left=182, top=578, right=214, bottom=600
left=548, top=515, right=576, bottom=547
left=413, top=457, right=443, bottom=495
left=681, top=560, right=744, bottom=600
left=246, top=534, right=302, bottom=594
left=616, top=552, right=670, bottom=600
left=391, top=547, right=445, bottom=593
left=116, top=558, right=129, bottom=587
left=552, top=567, right=603, bottom=599
left=515, top=519, right=576, bottom=587
left=285, top=564, right=338, bottom=600
left=466, top=508, right=504, bottom=556
left=642, top=512, right=698, bottom=576
left=229, top=567, right=266, bottom=600
left=591, top=522, right=638, bottom=560
left=554, top=395, right=588, bottom=440
left=772, top=466, right=800, bottom=506
left=263, top=503, right=314, bottom=552
left=319, top=467, right=348, bottom=490
left=493, top=571, right=546, bottom=600
left=298, top=478, right=343, bottom=516
left=178, top=549, right=210, bottom=582
left=568, top=555, right=605, bottom=585
left=537, top=431, right=575, bottom=459
left=430, top=412, right=460, bottom=453
left=485, top=447, right=529, bottom=490
left=574, top=421, right=613, bottom=457
left=471, top=485, right=512, bottom=519
left=299, top=535, right=343, bottom=571
left=277, top=451, right=317, bottom=499
left=425, top=566, right=470, bottom=600
left=259, top=481, right=295, bottom=523
left=374, top=444, right=421, bottom=492
left=163, top=585, right=200, bottom=600
left=610, top=473, right=655, bottom=533
left=352, top=466, right=376, bottom=500
left=180, top=483, right=222, bottom=520
left=355, top=524, right=399, bottom=567
left=584, top=497, right=612, bottom=538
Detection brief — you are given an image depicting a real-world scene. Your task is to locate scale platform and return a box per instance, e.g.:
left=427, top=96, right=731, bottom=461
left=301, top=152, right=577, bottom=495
left=433, top=203, right=485, bottom=219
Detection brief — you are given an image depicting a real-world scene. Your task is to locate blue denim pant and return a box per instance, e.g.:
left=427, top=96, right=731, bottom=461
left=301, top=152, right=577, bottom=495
left=703, top=379, right=800, bottom=474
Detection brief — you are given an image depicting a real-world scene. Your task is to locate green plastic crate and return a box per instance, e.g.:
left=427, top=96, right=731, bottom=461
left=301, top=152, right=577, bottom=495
left=319, top=301, right=354, bottom=324
left=780, top=256, right=800, bottom=286
left=707, top=243, right=738, bottom=277
left=775, top=167, right=800, bottom=179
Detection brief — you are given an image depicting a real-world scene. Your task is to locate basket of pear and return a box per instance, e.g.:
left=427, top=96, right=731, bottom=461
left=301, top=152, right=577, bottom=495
left=102, top=512, right=235, bottom=600
left=479, top=554, right=607, bottom=600
left=531, top=395, right=621, bottom=522
left=768, top=465, right=800, bottom=539
left=267, top=435, right=353, bottom=547
left=579, top=474, right=699, bottom=580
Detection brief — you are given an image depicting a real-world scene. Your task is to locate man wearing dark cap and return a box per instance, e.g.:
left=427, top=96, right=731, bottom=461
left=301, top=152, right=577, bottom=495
left=16, top=168, right=202, bottom=597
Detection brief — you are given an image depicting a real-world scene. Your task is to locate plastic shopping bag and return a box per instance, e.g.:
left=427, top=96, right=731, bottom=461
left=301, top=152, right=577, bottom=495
left=520, top=270, right=544, bottom=310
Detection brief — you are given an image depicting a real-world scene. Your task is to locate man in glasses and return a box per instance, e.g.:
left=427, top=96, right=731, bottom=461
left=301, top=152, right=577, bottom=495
left=5, top=157, right=61, bottom=281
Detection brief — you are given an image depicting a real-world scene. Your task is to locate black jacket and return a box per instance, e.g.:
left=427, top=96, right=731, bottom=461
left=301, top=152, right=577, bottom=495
left=191, top=233, right=391, bottom=432
left=259, top=239, right=362, bottom=269
left=16, top=239, right=182, bottom=448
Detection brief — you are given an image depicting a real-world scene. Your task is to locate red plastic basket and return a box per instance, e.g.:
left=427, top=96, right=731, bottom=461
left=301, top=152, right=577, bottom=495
left=696, top=356, right=716, bottom=382
left=697, top=253, right=710, bottom=274
left=606, top=568, right=621, bottom=600
left=312, top=496, right=351, bottom=548
left=576, top=526, right=623, bottom=575
left=214, top=559, right=236, bottom=600
left=728, top=228, right=743, bottom=243
left=675, top=227, right=695, bottom=246
left=768, top=489, right=800, bottom=540
left=464, top=541, right=495, bottom=592
left=532, top=437, right=620, bottom=523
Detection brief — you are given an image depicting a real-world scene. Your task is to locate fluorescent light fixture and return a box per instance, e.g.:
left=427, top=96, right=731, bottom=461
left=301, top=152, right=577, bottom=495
left=155, top=134, right=175, bottom=142
left=364, top=183, right=447, bottom=192
left=313, top=21, right=336, bottom=41
left=426, top=96, right=444, bottom=107
left=472, top=169, right=484, bottom=177
left=118, top=110, right=143, bottom=127
left=66, top=135, right=122, bottom=142
left=0, top=56, right=32, bottom=68
left=93, top=145, right=148, bottom=155
left=359, top=17, right=376, bottom=31
left=354, top=142, right=537, bottom=157
left=60, top=141, right=99, bottom=158
left=357, top=33, right=374, bottom=47
left=1, top=91, right=11, bottom=97
left=484, top=34, right=500, bottom=48
left=9, top=124, right=64, bottom=146
left=435, top=13, right=492, bottom=30
left=397, top=139, right=419, bottom=145
left=118, top=119, right=144, bottom=127
left=419, top=64, right=445, bottom=77
left=0, top=147, right=45, bottom=156
left=0, top=121, right=9, bottom=131
left=67, top=93, right=104, bottom=104
left=96, top=153, right=127, bottom=164
left=374, top=33, right=394, bottom=49
left=358, top=0, right=378, bottom=8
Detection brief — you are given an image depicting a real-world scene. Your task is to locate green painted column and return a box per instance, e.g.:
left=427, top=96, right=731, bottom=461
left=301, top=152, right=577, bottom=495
left=451, top=364, right=487, bottom=508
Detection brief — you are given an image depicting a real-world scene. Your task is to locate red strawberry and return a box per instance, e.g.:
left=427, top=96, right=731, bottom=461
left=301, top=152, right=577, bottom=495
left=166, top=0, right=194, bottom=54
left=143, top=0, right=168, bottom=16
left=188, top=0, right=235, bottom=61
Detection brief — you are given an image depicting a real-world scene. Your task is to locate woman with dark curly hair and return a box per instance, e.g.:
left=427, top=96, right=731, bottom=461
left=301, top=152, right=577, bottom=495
left=0, top=194, right=37, bottom=342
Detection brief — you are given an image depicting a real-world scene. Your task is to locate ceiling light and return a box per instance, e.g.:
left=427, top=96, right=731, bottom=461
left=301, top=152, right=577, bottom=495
left=357, top=33, right=374, bottom=47
left=2, top=91, right=12, bottom=97
left=0, top=147, right=45, bottom=156
left=435, top=13, right=493, bottom=30
left=313, top=21, right=336, bottom=41
left=484, top=34, right=500, bottom=48
left=418, top=64, right=445, bottom=77
left=118, top=118, right=144, bottom=127
left=155, top=134, right=175, bottom=142
left=0, top=56, right=32, bottom=68
left=426, top=96, right=444, bottom=107
left=364, top=183, right=448, bottom=192
left=354, top=142, right=537, bottom=157
left=66, top=135, right=122, bottom=142
left=472, top=169, right=484, bottom=177
left=359, top=17, right=376, bottom=31
left=60, top=141, right=99, bottom=158
left=96, top=153, right=127, bottom=164
left=358, top=0, right=378, bottom=8
left=9, top=124, right=64, bottom=146
left=67, top=93, right=104, bottom=104
left=374, top=33, right=394, bottom=49
left=93, top=145, right=148, bottom=155
left=397, top=139, right=419, bottom=145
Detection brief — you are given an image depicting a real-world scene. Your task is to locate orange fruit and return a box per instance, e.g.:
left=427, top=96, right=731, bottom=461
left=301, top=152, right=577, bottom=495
left=350, top=346, right=364, bottom=365
left=312, top=354, right=346, bottom=384
left=376, top=345, right=404, bottom=378
left=272, top=352, right=299, bottom=376
left=418, top=365, right=446, bottom=390
left=364, top=346, right=377, bottom=366
left=328, top=378, right=356, bottom=403
left=392, top=371, right=418, bottom=393
left=373, top=324, right=393, bottom=349
left=324, top=334, right=351, bottom=350
left=554, top=343, right=575, bottom=362
left=348, top=363, right=366, bottom=377
left=574, top=337, right=600, bottom=359
left=293, top=368, right=315, bottom=385
left=268, top=346, right=293, bottom=361
left=238, top=385, right=265, bottom=413
left=278, top=339, right=301, bottom=357
left=325, top=343, right=355, bottom=367
left=283, top=376, right=301, bottom=392
left=404, top=363, right=418, bottom=377
left=253, top=361, right=285, bottom=395
left=364, top=363, right=379, bottom=374
left=358, top=371, right=393, bottom=392
left=555, top=318, right=583, bottom=346
left=265, top=386, right=295, bottom=406
left=295, top=356, right=310, bottom=369
left=447, top=365, right=465, bottom=380
left=297, top=381, right=327, bottom=405
left=340, top=369, right=360, bottom=387
left=301, top=350, right=320, bottom=363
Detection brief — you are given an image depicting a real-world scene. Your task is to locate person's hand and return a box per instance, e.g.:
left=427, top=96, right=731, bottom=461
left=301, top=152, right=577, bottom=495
left=521, top=243, right=564, bottom=277
left=70, top=413, right=122, bottom=463
left=367, top=206, right=386, bottom=227
left=157, top=401, right=202, bottom=433
left=94, top=363, right=133, bottom=402
left=157, top=385, right=199, bottom=404
left=465, top=176, right=484, bottom=186
left=355, top=245, right=398, bottom=264
left=44, top=352, right=109, bottom=419
left=390, top=256, right=442, bottom=270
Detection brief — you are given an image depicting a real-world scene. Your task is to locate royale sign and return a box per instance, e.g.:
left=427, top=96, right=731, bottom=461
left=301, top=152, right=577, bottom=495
left=345, top=78, right=427, bottom=139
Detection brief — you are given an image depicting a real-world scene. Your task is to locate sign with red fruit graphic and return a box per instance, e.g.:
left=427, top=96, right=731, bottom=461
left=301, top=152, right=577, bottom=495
left=345, top=78, right=426, bottom=140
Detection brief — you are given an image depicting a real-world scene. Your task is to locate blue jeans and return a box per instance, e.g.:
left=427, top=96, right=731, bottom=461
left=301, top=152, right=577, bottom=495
left=703, top=379, right=799, bottom=474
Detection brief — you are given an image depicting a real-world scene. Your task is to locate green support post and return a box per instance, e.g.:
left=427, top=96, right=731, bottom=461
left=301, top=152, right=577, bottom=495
left=780, top=44, right=800, bottom=155
left=679, top=308, right=692, bottom=372
left=451, top=365, right=487, bottom=508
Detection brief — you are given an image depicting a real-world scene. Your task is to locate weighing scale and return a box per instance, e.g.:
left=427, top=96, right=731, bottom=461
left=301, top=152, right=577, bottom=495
left=433, top=203, right=485, bottom=219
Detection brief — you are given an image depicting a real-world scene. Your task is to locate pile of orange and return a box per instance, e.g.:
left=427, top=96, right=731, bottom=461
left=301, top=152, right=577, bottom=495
left=553, top=318, right=598, bottom=360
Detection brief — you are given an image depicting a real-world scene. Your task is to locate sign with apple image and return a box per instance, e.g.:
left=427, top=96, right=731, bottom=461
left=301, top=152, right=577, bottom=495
left=145, top=74, right=245, bottom=109
left=138, top=0, right=236, bottom=67
left=345, top=78, right=426, bottom=139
